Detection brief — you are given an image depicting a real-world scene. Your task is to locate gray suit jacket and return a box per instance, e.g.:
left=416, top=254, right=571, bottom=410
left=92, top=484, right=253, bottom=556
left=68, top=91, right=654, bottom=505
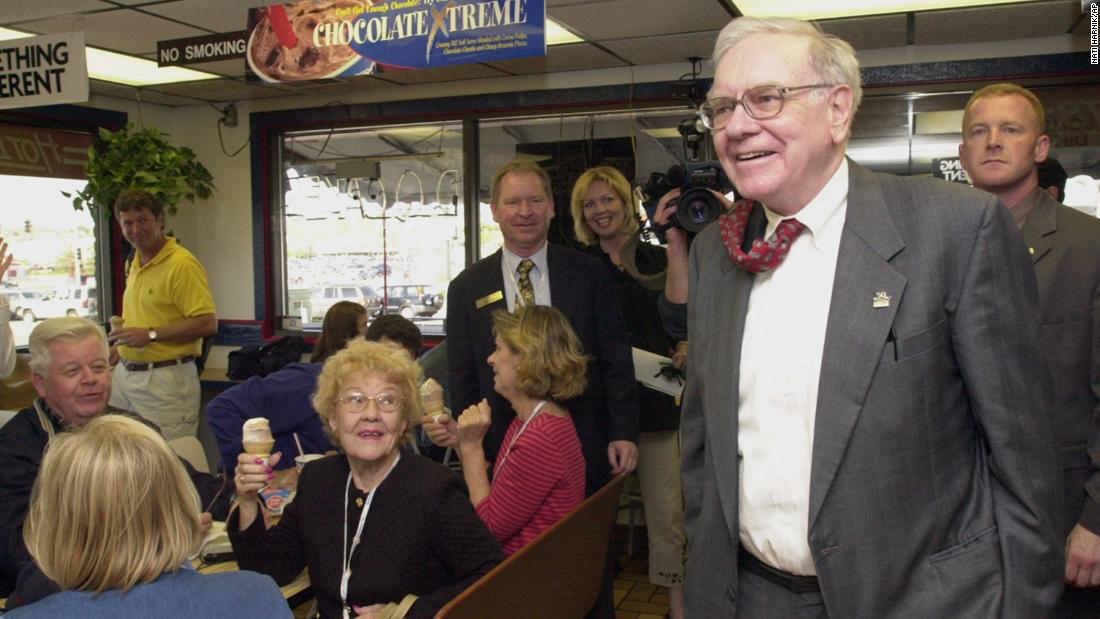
left=1022, top=189, right=1100, bottom=538
left=681, top=161, right=1064, bottom=617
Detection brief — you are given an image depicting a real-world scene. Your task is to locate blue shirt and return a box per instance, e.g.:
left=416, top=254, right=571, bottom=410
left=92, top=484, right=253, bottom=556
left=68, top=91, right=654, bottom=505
left=4, top=567, right=290, bottom=618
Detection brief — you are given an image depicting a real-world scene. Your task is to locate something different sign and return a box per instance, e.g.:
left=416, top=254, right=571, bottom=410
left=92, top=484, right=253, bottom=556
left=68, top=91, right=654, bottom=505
left=246, top=0, right=545, bottom=83
left=0, top=32, right=88, bottom=111
left=157, top=31, right=248, bottom=67
left=932, top=157, right=971, bottom=184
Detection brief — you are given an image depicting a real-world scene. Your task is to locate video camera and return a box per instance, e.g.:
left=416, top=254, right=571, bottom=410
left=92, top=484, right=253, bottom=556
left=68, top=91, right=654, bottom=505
left=641, top=162, right=734, bottom=243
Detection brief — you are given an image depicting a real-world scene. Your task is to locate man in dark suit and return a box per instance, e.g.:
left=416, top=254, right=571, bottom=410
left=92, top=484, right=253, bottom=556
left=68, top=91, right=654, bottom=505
left=427, top=160, right=638, bottom=492
left=681, top=17, right=1063, bottom=618
left=960, top=83, right=1100, bottom=615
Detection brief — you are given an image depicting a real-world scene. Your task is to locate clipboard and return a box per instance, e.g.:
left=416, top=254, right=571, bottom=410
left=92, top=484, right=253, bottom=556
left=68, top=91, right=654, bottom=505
left=632, top=347, right=684, bottom=398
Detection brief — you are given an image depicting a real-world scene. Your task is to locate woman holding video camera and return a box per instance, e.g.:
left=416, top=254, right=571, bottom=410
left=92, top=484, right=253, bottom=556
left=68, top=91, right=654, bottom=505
left=571, top=165, right=688, bottom=619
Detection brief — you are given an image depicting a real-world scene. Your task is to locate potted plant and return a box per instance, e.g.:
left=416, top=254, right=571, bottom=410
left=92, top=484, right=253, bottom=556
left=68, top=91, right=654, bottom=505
left=64, top=123, right=215, bottom=216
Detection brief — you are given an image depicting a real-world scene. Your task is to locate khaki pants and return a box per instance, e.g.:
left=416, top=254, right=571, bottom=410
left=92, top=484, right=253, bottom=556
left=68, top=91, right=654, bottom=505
left=637, top=429, right=686, bottom=587
left=110, top=361, right=201, bottom=439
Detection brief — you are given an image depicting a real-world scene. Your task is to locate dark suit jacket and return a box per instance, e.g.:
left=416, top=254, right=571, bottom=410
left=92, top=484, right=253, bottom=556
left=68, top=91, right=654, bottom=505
left=1022, top=189, right=1100, bottom=538
left=447, top=244, right=639, bottom=493
left=681, top=161, right=1063, bottom=617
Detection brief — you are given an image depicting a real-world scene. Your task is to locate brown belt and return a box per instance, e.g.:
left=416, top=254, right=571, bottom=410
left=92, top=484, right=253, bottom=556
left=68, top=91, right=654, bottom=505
left=120, top=356, right=195, bottom=372
left=738, top=547, right=820, bottom=594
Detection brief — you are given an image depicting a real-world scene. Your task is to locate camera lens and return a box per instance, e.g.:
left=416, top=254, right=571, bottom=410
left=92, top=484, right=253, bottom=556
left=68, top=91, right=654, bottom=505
left=676, top=188, right=721, bottom=233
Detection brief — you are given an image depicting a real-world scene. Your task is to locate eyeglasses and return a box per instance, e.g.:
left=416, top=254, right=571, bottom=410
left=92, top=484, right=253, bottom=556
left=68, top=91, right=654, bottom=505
left=697, top=84, right=836, bottom=130
left=337, top=392, right=403, bottom=414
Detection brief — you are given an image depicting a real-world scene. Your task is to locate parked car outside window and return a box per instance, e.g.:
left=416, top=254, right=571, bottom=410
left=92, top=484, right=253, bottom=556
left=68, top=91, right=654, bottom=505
left=382, top=284, right=443, bottom=319
left=308, top=284, right=381, bottom=322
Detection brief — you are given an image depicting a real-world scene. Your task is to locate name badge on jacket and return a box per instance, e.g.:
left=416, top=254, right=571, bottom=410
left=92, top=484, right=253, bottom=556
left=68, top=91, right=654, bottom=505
left=475, top=290, right=504, bottom=309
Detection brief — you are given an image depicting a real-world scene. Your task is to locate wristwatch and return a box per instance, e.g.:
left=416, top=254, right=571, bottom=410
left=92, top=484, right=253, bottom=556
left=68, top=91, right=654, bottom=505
left=148, top=328, right=158, bottom=342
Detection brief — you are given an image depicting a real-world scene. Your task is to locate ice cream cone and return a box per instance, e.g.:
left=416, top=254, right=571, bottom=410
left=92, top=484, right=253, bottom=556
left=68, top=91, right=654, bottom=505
left=242, top=418, right=275, bottom=466
left=421, top=378, right=445, bottom=421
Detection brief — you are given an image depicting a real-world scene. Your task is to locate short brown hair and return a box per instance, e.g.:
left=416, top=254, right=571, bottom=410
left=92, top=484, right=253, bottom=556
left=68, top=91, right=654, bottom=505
left=963, top=83, right=1047, bottom=133
left=311, top=301, right=367, bottom=363
left=366, top=314, right=423, bottom=359
left=312, top=338, right=424, bottom=443
left=114, top=189, right=165, bottom=219
left=490, top=160, right=552, bottom=205
left=24, top=415, right=203, bottom=593
left=492, top=305, right=587, bottom=401
left=571, top=166, right=640, bottom=246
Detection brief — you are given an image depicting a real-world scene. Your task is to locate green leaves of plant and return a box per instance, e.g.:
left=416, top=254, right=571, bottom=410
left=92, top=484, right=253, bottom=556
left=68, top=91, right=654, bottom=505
left=66, top=123, right=216, bottom=216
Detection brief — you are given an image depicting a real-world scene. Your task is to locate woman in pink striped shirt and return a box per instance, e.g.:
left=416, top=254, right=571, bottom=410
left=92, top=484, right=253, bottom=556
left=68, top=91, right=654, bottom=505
left=455, top=305, right=587, bottom=555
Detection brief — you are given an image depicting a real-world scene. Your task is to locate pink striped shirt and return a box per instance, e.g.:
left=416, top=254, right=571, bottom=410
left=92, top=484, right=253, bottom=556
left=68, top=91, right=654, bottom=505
left=476, top=412, right=586, bottom=555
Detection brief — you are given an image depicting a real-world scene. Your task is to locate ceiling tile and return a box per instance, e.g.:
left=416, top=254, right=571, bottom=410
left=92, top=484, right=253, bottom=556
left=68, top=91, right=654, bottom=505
left=151, top=78, right=299, bottom=102
left=20, top=10, right=207, bottom=55
left=487, top=43, right=627, bottom=75
left=818, top=14, right=908, bottom=50
left=89, top=79, right=204, bottom=106
left=140, top=0, right=267, bottom=34
left=551, top=0, right=732, bottom=40
left=603, top=32, right=718, bottom=67
left=915, top=0, right=1079, bottom=45
left=1, top=0, right=112, bottom=26
left=376, top=63, right=510, bottom=85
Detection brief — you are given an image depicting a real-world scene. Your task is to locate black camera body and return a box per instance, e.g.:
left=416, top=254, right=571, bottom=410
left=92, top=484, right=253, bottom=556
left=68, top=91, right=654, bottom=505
left=642, top=161, right=734, bottom=243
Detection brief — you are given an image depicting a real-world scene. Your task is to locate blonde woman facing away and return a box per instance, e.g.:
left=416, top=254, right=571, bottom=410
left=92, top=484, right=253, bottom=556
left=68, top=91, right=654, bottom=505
left=455, top=305, right=587, bottom=555
left=7, top=415, right=289, bottom=618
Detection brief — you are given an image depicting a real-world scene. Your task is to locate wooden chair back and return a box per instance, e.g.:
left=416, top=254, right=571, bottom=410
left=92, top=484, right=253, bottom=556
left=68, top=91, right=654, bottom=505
left=435, top=473, right=627, bottom=619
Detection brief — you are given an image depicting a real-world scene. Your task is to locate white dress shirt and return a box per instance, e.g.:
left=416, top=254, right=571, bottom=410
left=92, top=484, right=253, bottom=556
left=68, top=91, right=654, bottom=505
left=500, top=243, right=551, bottom=312
left=738, top=159, right=849, bottom=575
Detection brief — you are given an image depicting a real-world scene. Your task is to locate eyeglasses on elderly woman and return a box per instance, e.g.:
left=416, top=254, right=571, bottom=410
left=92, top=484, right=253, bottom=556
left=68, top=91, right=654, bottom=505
left=337, top=391, right=404, bottom=414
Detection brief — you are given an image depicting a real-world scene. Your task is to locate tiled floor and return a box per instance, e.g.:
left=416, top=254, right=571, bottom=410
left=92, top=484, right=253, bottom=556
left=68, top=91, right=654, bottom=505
left=612, top=525, right=671, bottom=619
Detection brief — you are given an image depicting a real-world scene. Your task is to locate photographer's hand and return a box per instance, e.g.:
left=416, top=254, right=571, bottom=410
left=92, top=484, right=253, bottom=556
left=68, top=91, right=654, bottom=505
left=655, top=189, right=689, bottom=304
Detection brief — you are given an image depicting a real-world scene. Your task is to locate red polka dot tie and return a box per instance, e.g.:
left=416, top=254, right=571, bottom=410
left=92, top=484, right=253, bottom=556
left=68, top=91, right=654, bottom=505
left=719, top=199, right=805, bottom=273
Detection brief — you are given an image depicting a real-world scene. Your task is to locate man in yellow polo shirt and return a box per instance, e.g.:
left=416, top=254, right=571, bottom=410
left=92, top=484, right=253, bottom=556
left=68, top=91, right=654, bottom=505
left=107, top=190, right=217, bottom=439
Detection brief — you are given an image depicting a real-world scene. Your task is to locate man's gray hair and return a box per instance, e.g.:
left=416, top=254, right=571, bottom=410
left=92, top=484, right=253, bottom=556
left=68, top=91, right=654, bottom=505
left=29, top=317, right=109, bottom=376
left=712, top=17, right=863, bottom=115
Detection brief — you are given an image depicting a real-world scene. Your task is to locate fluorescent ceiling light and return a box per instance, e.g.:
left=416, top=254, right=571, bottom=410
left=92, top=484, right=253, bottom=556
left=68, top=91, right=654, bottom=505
left=0, top=27, right=216, bottom=86
left=547, top=18, right=583, bottom=46
left=731, top=0, right=1041, bottom=21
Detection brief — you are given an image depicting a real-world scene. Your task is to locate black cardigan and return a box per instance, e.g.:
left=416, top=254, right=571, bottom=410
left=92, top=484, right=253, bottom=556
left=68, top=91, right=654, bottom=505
left=589, top=240, right=682, bottom=433
left=229, top=453, right=503, bottom=619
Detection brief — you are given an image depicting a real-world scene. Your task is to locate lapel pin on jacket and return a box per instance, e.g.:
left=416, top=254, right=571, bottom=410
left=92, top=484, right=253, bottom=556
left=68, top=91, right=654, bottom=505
left=873, top=290, right=891, bottom=308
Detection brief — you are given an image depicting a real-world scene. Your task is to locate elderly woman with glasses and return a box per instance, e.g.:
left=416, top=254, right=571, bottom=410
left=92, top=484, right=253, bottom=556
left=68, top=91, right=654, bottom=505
left=229, top=339, right=502, bottom=619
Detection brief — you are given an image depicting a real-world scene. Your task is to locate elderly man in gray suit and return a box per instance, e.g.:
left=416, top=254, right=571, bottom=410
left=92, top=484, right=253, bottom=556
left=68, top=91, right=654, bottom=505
left=681, top=17, right=1063, bottom=618
left=960, top=83, right=1100, bottom=616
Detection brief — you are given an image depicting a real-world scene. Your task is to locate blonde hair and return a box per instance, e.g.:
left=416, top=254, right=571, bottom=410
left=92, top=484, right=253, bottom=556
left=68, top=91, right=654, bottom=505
left=490, top=160, right=553, bottom=205
left=963, top=83, right=1047, bottom=134
left=24, top=415, right=203, bottom=593
left=712, top=17, right=863, bottom=116
left=570, top=166, right=640, bottom=246
left=313, top=338, right=424, bottom=444
left=492, top=306, right=587, bottom=401
left=29, top=317, right=108, bottom=376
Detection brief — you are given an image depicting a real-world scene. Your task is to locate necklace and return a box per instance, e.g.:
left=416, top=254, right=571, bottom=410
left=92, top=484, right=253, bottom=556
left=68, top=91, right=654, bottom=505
left=493, top=400, right=547, bottom=477
left=340, top=453, right=401, bottom=619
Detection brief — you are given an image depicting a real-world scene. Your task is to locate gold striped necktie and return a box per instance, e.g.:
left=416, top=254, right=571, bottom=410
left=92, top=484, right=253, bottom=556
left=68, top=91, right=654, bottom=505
left=516, top=259, right=535, bottom=308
